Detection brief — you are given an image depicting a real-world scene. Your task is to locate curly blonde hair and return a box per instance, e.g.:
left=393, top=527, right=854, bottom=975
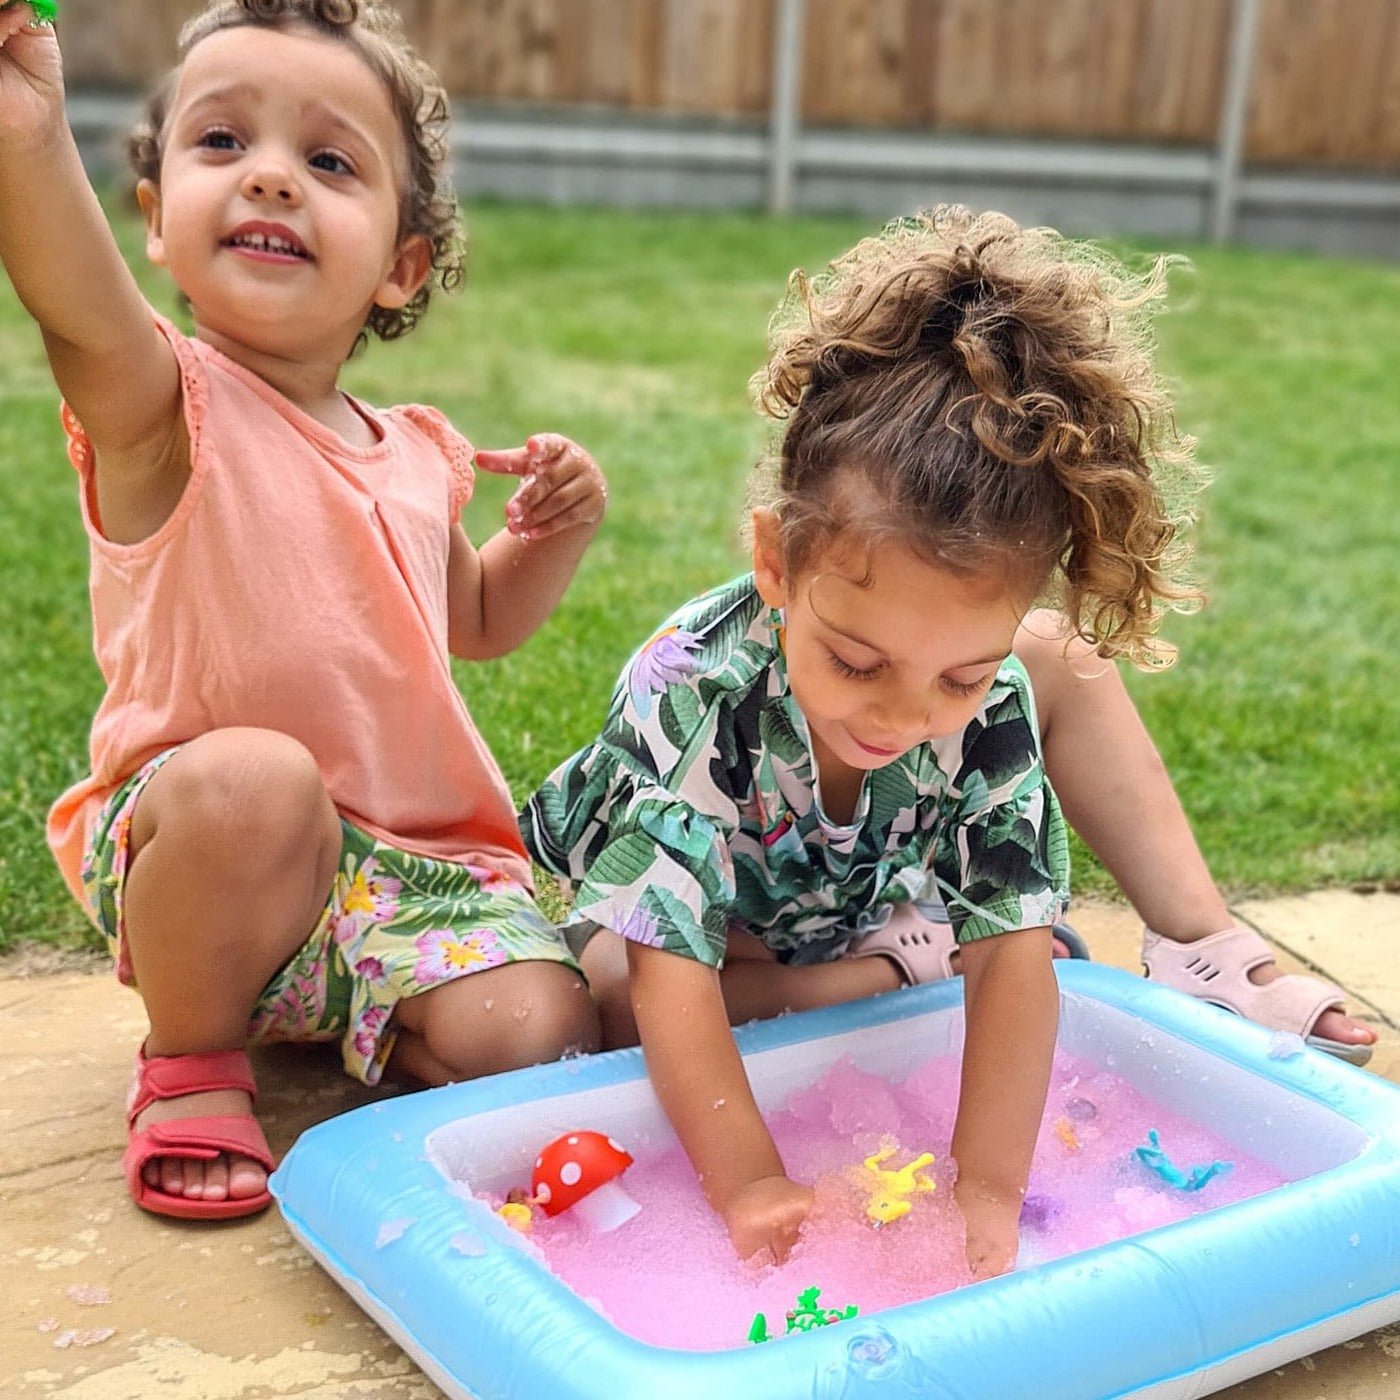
left=128, top=0, right=463, bottom=347
left=751, top=206, right=1205, bottom=668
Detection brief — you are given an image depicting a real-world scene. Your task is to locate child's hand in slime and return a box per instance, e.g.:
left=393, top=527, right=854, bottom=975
left=951, top=928, right=1060, bottom=1281
left=955, top=1182, right=1022, bottom=1280
left=723, top=1173, right=814, bottom=1264
left=625, top=937, right=812, bottom=1265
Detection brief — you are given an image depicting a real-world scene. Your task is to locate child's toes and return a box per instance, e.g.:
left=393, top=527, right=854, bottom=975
left=196, top=1156, right=228, bottom=1201
left=142, top=1152, right=259, bottom=1201
left=228, top=1155, right=269, bottom=1200
left=145, top=1155, right=209, bottom=1199
left=149, top=1155, right=187, bottom=1197
left=1314, top=1006, right=1376, bottom=1046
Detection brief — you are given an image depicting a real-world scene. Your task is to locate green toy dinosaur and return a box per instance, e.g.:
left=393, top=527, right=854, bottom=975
left=3, top=0, right=57, bottom=23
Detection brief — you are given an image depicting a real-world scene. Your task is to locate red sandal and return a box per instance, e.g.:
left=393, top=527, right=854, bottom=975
left=123, top=1043, right=276, bottom=1220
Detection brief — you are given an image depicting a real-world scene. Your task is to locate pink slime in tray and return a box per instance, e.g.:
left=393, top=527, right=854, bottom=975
left=487, top=1047, right=1290, bottom=1352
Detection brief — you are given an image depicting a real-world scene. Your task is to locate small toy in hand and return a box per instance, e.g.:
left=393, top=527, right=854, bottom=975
left=3, top=0, right=57, bottom=23
left=748, top=1287, right=859, bottom=1344
left=857, top=1138, right=937, bottom=1227
left=1134, top=1129, right=1234, bottom=1192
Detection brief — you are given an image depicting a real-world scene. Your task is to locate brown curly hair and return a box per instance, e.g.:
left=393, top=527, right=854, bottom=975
left=751, top=206, right=1205, bottom=668
left=128, top=0, right=463, bottom=346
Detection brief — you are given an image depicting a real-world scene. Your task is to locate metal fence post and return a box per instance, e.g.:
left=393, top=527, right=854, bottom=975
left=767, top=0, right=806, bottom=214
left=1211, top=0, right=1260, bottom=243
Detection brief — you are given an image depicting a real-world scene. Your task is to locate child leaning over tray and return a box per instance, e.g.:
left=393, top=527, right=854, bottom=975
left=526, top=205, right=1263, bottom=1279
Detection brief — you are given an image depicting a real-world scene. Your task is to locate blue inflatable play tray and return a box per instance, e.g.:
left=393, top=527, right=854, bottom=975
left=271, top=964, right=1400, bottom=1399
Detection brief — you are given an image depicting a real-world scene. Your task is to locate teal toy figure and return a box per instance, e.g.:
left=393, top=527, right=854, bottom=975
left=748, top=1286, right=859, bottom=1344
left=1134, top=1130, right=1234, bottom=1192
left=3, top=1, right=56, bottom=21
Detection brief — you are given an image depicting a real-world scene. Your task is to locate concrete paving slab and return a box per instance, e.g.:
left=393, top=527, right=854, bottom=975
left=5, top=894, right=1400, bottom=1399
left=1234, top=889, right=1400, bottom=1027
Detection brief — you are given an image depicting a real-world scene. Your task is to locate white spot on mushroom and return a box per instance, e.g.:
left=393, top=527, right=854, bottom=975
left=560, top=1161, right=582, bottom=1187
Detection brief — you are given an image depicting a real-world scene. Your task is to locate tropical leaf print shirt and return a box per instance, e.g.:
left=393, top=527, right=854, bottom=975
left=522, top=575, right=1069, bottom=969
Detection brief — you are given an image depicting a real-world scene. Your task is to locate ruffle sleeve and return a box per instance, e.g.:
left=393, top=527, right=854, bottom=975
left=928, top=663, right=1070, bottom=944
left=395, top=403, right=475, bottom=522
left=61, top=313, right=209, bottom=536
left=524, top=745, right=737, bottom=967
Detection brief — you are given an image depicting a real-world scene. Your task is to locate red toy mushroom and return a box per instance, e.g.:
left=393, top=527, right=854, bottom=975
left=530, top=1131, right=639, bottom=1232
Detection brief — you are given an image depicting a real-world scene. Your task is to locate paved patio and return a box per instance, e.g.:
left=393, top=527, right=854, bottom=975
left=6, top=890, right=1400, bottom=1399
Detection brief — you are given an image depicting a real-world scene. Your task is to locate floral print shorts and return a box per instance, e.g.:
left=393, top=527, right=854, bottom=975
left=81, top=749, right=580, bottom=1085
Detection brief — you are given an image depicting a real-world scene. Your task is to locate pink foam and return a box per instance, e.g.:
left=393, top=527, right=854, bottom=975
left=483, top=1048, right=1289, bottom=1351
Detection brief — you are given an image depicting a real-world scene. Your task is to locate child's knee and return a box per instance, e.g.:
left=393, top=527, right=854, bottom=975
left=517, top=966, right=601, bottom=1062
left=415, top=963, right=600, bottom=1077
left=137, top=727, right=338, bottom=864
left=577, top=931, right=640, bottom=1049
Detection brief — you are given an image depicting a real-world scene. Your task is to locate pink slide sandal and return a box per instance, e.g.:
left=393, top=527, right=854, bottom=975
left=848, top=901, right=1091, bottom=985
left=123, top=1044, right=276, bottom=1220
left=1142, top=923, right=1372, bottom=1067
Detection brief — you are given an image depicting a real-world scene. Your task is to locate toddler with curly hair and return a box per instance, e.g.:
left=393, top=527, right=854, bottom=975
left=0, top=0, right=605, bottom=1221
left=523, top=205, right=1212, bottom=1279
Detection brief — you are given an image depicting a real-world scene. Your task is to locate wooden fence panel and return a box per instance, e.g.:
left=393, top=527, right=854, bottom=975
left=654, top=0, right=771, bottom=115
left=429, top=1, right=600, bottom=104
left=802, top=0, right=1228, bottom=143
left=412, top=0, right=769, bottom=114
left=1134, top=0, right=1230, bottom=142
left=802, top=0, right=912, bottom=127
left=48, top=0, right=1400, bottom=170
left=1250, top=0, right=1400, bottom=167
left=57, top=0, right=189, bottom=86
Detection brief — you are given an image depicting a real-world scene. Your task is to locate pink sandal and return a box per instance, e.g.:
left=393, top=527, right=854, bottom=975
left=124, top=1044, right=276, bottom=1220
left=849, top=902, right=1093, bottom=985
left=1142, top=924, right=1373, bottom=1067
left=847, top=903, right=960, bottom=985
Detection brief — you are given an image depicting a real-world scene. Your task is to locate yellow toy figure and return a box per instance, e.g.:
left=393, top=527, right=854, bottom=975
left=495, top=1186, right=537, bottom=1233
left=495, top=1201, right=534, bottom=1233
left=858, top=1140, right=937, bottom=1227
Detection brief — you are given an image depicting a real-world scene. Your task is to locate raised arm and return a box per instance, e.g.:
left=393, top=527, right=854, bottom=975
left=0, top=10, right=182, bottom=533
left=447, top=434, right=606, bottom=660
left=625, top=939, right=813, bottom=1263
left=951, top=925, right=1058, bottom=1279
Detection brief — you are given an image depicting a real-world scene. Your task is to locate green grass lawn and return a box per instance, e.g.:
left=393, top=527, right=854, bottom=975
left=2, top=201, right=1397, bottom=951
